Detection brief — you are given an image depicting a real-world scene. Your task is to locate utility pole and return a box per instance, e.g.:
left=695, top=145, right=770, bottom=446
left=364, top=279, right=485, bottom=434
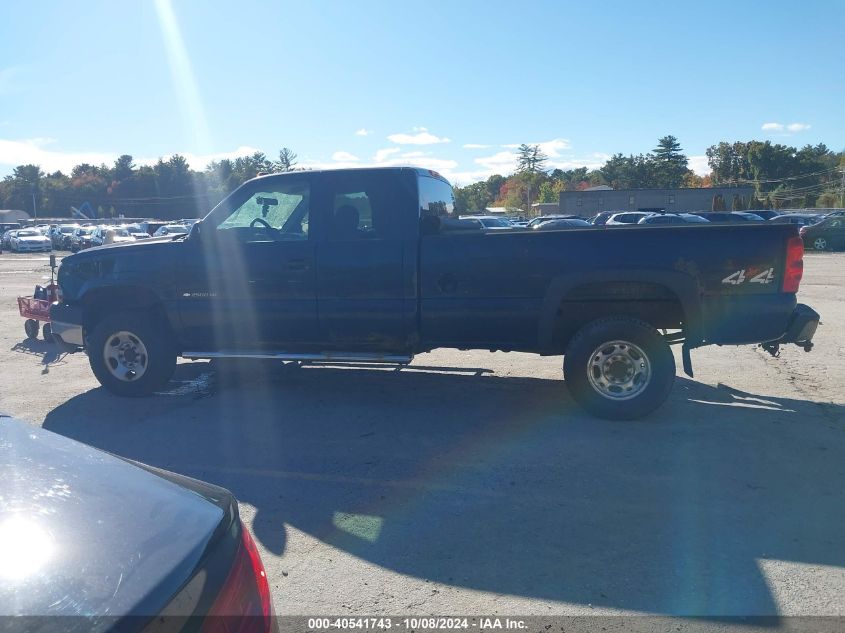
left=840, top=167, right=845, bottom=209
left=31, top=187, right=38, bottom=220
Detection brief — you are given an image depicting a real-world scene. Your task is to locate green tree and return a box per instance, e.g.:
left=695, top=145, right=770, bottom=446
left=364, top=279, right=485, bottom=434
left=275, top=148, right=298, bottom=172
left=516, top=144, right=548, bottom=173
left=652, top=135, right=688, bottom=188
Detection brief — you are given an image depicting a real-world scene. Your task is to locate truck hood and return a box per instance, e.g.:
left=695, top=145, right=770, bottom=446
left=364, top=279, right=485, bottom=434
left=0, top=417, right=231, bottom=620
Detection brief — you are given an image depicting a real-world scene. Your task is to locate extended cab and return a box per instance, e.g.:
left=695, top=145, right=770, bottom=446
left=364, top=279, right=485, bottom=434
left=51, top=167, right=819, bottom=419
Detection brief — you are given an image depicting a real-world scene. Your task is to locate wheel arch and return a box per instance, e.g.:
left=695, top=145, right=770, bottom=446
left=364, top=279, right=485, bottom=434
left=81, top=285, right=176, bottom=340
left=537, top=269, right=703, bottom=354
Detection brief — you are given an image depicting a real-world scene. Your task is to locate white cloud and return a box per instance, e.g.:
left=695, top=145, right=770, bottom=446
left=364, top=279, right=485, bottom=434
left=373, top=148, right=401, bottom=162
left=474, top=150, right=520, bottom=173
left=387, top=127, right=450, bottom=145
left=462, top=143, right=491, bottom=149
left=787, top=122, right=811, bottom=132
left=688, top=155, right=710, bottom=176
left=0, top=137, right=117, bottom=173
left=0, top=137, right=263, bottom=174
left=536, top=138, right=571, bottom=157
left=354, top=128, right=372, bottom=136
left=331, top=151, right=359, bottom=162
left=762, top=122, right=811, bottom=134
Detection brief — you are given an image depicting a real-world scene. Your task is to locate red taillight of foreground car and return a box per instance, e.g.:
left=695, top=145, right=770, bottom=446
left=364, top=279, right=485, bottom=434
left=202, top=523, right=274, bottom=633
left=783, top=235, right=804, bottom=294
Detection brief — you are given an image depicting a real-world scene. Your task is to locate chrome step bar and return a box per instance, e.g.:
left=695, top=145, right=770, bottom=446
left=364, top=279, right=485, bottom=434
left=181, top=350, right=413, bottom=364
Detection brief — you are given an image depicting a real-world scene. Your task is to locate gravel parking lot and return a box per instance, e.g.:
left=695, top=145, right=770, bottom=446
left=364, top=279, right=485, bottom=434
left=0, top=251, right=843, bottom=620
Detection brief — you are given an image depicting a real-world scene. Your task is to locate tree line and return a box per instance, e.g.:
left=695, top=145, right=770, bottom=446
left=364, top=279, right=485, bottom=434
left=0, top=148, right=298, bottom=220
left=0, top=136, right=842, bottom=219
left=455, top=136, right=844, bottom=214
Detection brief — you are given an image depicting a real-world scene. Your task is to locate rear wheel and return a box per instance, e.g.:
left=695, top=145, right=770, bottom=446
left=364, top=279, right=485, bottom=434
left=88, top=311, right=176, bottom=396
left=813, top=237, right=828, bottom=251
left=564, top=317, right=675, bottom=420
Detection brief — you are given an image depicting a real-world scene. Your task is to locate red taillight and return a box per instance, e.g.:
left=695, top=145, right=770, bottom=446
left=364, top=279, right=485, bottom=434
left=783, top=235, right=804, bottom=293
left=202, top=523, right=274, bottom=633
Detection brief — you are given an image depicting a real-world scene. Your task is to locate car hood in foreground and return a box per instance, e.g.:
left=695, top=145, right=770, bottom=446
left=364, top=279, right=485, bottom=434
left=0, top=417, right=229, bottom=620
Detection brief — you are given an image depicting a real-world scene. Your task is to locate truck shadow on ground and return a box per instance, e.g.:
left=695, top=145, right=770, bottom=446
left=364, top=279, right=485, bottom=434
left=43, top=361, right=845, bottom=617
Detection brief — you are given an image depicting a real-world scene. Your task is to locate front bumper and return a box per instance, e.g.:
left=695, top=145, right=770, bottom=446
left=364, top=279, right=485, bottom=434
left=50, top=302, right=84, bottom=352
left=16, top=243, right=52, bottom=252
left=768, top=303, right=819, bottom=351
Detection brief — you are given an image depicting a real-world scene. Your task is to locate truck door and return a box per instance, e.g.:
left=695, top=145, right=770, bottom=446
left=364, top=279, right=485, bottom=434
left=178, top=175, right=318, bottom=351
left=314, top=170, right=415, bottom=351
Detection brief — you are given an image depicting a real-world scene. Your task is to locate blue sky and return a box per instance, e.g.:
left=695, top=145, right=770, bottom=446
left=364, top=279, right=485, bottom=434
left=1, top=0, right=843, bottom=183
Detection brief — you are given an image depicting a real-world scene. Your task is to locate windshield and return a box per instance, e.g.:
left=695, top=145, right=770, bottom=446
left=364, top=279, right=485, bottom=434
left=17, top=230, right=39, bottom=236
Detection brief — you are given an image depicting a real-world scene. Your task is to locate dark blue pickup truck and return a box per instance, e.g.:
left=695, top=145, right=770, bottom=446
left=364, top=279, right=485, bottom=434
left=51, top=167, right=819, bottom=419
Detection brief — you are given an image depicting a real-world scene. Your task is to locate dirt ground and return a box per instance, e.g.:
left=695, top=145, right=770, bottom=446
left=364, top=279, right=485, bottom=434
left=0, top=250, right=843, bottom=620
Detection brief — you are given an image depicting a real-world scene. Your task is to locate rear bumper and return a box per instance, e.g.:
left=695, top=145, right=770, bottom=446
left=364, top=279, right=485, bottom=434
left=50, top=302, right=84, bottom=352
left=773, top=303, right=819, bottom=349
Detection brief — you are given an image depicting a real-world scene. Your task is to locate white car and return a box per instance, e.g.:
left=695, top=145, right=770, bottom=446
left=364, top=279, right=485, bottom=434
left=10, top=229, right=53, bottom=252
left=605, top=212, right=652, bottom=226
left=91, top=226, right=136, bottom=247
left=457, top=215, right=515, bottom=230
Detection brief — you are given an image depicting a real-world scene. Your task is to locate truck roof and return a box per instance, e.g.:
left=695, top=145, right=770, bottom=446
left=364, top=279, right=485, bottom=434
left=249, top=165, right=451, bottom=185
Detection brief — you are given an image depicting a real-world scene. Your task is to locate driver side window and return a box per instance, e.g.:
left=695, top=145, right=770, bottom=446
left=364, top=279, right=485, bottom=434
left=217, top=179, right=310, bottom=241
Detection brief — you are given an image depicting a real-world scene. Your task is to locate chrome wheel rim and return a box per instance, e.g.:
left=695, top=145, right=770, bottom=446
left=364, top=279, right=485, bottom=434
left=103, top=330, right=149, bottom=382
left=814, top=237, right=826, bottom=250
left=587, top=340, right=651, bottom=400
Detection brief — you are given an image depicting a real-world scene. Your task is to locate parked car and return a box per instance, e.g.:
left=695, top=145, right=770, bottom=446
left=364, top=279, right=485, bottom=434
left=526, top=214, right=581, bottom=228
left=51, top=167, right=820, bottom=420
left=0, top=415, right=276, bottom=629
left=50, top=224, right=80, bottom=249
left=533, top=218, right=592, bottom=230
left=0, top=222, right=21, bottom=234
left=153, top=224, right=190, bottom=237
left=91, top=226, right=136, bottom=247
left=10, top=228, right=52, bottom=252
left=124, top=224, right=150, bottom=240
left=692, top=212, right=764, bottom=223
left=799, top=216, right=845, bottom=251
left=588, top=211, right=614, bottom=226
left=69, top=226, right=97, bottom=252
left=638, top=213, right=685, bottom=225
left=638, top=213, right=711, bottom=225
left=458, top=215, right=514, bottom=229
left=1, top=229, right=18, bottom=250
left=750, top=210, right=780, bottom=220
left=769, top=213, right=824, bottom=227
left=605, top=212, right=651, bottom=226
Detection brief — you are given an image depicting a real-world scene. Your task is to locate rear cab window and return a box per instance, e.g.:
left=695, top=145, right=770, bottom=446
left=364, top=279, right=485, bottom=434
left=418, top=174, right=456, bottom=234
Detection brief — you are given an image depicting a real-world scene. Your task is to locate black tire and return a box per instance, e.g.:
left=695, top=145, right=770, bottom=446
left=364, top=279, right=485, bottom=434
left=563, top=317, right=675, bottom=420
left=24, top=319, right=39, bottom=339
left=812, top=237, right=828, bottom=251
left=42, top=322, right=52, bottom=341
left=87, top=311, right=177, bottom=397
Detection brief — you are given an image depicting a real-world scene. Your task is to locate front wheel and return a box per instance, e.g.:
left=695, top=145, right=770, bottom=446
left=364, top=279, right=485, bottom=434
left=813, top=237, right=828, bottom=251
left=563, top=317, right=676, bottom=420
left=88, top=311, right=177, bottom=396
